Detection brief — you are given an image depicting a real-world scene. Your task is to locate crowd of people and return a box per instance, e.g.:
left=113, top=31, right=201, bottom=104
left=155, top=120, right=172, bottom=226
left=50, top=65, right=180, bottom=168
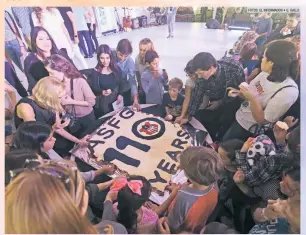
left=5, top=8, right=301, bottom=234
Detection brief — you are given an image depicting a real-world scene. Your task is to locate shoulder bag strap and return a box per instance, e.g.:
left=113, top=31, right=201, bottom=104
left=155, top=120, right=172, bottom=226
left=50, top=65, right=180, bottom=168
left=70, top=78, right=76, bottom=116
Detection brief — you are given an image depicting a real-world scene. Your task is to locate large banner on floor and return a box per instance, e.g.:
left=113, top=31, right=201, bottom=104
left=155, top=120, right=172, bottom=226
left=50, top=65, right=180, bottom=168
left=72, top=108, right=194, bottom=192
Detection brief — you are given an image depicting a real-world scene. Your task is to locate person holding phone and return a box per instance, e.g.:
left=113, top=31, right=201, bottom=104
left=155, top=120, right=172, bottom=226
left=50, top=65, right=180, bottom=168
left=14, top=77, right=89, bottom=157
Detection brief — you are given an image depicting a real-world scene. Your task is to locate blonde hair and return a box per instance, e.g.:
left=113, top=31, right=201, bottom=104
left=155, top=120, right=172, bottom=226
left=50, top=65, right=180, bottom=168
left=5, top=160, right=97, bottom=234
left=32, top=76, right=65, bottom=113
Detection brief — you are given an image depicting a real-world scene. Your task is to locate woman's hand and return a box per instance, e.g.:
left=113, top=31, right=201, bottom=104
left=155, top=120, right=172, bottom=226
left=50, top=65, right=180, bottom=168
left=61, top=95, right=76, bottom=106
left=77, top=135, right=90, bottom=147
left=239, top=86, right=256, bottom=101
left=283, top=116, right=299, bottom=129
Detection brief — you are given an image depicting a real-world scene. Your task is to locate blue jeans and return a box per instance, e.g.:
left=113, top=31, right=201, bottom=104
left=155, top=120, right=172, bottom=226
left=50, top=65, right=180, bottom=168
left=78, top=30, right=94, bottom=57
left=5, top=39, right=23, bottom=72
left=255, top=37, right=267, bottom=55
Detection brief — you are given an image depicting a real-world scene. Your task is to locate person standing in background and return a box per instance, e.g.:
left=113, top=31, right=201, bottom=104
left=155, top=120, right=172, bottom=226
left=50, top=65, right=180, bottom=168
left=11, top=7, right=33, bottom=50
left=166, top=7, right=177, bottom=38
left=5, top=10, right=28, bottom=72
left=31, top=7, right=74, bottom=58
left=72, top=7, right=94, bottom=59
left=85, top=7, right=99, bottom=52
left=254, top=12, right=273, bottom=54
left=57, top=7, right=89, bottom=69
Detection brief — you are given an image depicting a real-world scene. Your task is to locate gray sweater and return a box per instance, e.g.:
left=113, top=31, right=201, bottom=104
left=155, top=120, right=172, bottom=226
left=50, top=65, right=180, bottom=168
left=141, top=68, right=167, bottom=105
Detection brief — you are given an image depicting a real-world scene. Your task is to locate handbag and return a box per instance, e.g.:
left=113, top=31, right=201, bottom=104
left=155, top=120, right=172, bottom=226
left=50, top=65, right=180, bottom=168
left=248, top=85, right=297, bottom=136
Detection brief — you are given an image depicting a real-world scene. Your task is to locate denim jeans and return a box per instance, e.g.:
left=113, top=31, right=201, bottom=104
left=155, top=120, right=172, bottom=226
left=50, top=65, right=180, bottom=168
left=78, top=30, right=94, bottom=57
left=5, top=39, right=23, bottom=72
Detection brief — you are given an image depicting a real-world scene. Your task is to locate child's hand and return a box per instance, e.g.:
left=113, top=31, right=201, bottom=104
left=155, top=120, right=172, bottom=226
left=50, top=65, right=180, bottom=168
left=168, top=182, right=181, bottom=194
left=144, top=201, right=158, bottom=210
left=241, top=137, right=255, bottom=153
left=105, top=191, right=118, bottom=202
left=165, top=114, right=173, bottom=121
left=158, top=217, right=171, bottom=234
left=233, top=168, right=245, bottom=183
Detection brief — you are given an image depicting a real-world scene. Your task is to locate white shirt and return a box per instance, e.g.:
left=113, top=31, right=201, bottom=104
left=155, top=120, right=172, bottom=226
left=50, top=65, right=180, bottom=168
left=236, top=72, right=299, bottom=131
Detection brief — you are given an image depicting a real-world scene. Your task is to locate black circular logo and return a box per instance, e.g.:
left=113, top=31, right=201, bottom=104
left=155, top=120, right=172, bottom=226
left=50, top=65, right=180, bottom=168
left=132, top=117, right=165, bottom=140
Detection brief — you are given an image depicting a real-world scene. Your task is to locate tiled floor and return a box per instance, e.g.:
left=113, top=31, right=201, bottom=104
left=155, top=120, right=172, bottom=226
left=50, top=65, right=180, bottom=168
left=14, top=22, right=244, bottom=100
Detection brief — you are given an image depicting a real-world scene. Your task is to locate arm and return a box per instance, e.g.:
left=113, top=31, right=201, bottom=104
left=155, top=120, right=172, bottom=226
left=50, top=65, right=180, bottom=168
left=141, top=72, right=155, bottom=94
left=249, top=97, right=268, bottom=125
left=102, top=200, right=117, bottom=221
left=154, top=190, right=179, bottom=217
left=66, top=9, right=79, bottom=41
left=97, top=180, right=113, bottom=191
left=126, top=58, right=138, bottom=96
left=17, top=103, right=36, bottom=121
left=222, top=65, right=245, bottom=104
left=180, top=86, right=192, bottom=118
left=235, top=151, right=274, bottom=186
left=187, top=80, right=206, bottom=119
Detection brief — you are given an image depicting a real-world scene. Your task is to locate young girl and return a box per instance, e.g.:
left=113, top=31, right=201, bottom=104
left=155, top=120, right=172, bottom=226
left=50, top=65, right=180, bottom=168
left=88, top=44, right=123, bottom=117
left=44, top=54, right=96, bottom=138
left=105, top=176, right=159, bottom=234
left=141, top=50, right=168, bottom=105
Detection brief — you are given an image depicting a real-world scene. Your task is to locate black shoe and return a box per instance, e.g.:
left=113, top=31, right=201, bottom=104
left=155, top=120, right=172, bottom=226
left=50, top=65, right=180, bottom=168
left=84, top=56, right=89, bottom=58
left=89, top=55, right=94, bottom=58
left=167, top=35, right=171, bottom=38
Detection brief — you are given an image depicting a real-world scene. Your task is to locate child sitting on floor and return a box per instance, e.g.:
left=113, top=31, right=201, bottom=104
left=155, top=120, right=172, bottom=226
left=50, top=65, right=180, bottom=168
left=234, top=124, right=300, bottom=201
left=104, top=175, right=159, bottom=234
left=159, top=146, right=223, bottom=233
left=141, top=50, right=168, bottom=105
left=163, top=77, right=184, bottom=121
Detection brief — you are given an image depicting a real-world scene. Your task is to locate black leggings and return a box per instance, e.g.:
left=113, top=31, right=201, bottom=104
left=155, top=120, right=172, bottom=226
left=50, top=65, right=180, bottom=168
left=222, top=120, right=251, bottom=142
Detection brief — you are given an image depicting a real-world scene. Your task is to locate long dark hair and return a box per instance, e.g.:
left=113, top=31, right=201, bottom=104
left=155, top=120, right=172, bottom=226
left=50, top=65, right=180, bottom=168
left=44, top=54, right=84, bottom=79
left=219, top=139, right=244, bottom=166
left=13, top=121, right=52, bottom=155
left=31, top=26, right=59, bottom=60
left=96, top=44, right=119, bottom=76
left=265, top=40, right=298, bottom=82
left=117, top=175, right=152, bottom=233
